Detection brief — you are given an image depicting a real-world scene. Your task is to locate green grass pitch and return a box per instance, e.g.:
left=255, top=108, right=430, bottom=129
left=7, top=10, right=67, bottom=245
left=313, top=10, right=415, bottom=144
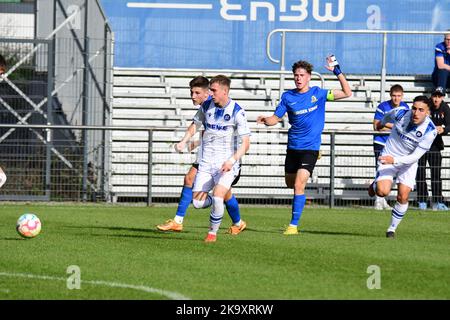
left=0, top=203, right=449, bottom=300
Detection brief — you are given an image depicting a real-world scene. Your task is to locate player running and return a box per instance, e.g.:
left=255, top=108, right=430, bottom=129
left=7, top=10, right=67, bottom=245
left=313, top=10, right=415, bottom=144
left=368, top=95, right=437, bottom=238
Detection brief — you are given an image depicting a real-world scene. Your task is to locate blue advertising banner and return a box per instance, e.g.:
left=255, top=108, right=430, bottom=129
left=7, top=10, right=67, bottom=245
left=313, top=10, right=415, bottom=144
left=100, top=0, right=450, bottom=74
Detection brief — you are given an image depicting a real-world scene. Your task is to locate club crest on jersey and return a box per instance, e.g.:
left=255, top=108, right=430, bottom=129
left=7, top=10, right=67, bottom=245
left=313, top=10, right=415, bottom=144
left=416, top=131, right=422, bottom=137
left=311, top=96, right=317, bottom=103
left=224, top=114, right=231, bottom=121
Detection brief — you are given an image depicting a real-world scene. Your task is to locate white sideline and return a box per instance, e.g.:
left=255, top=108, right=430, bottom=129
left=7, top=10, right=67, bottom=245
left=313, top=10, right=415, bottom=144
left=0, top=272, right=190, bottom=300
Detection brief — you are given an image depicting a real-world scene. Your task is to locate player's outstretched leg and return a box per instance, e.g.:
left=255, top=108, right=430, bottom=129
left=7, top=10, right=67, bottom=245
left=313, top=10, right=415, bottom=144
left=284, top=194, right=305, bottom=235
left=156, top=185, right=193, bottom=232
left=225, top=194, right=246, bottom=235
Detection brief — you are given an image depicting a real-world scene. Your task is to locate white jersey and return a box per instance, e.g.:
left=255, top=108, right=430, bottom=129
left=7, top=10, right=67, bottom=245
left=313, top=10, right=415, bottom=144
left=193, top=98, right=250, bottom=171
left=381, top=107, right=437, bottom=165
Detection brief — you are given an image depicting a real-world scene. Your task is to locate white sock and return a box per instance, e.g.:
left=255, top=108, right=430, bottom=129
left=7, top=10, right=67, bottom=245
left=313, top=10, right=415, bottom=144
left=209, top=196, right=224, bottom=235
left=388, top=202, right=408, bottom=232
left=174, top=215, right=184, bottom=224
left=233, top=220, right=241, bottom=227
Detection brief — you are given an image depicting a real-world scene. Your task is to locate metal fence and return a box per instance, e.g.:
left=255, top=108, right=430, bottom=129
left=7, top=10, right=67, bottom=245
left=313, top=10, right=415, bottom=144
left=1, top=124, right=449, bottom=209
left=0, top=0, right=113, bottom=202
left=266, top=29, right=447, bottom=102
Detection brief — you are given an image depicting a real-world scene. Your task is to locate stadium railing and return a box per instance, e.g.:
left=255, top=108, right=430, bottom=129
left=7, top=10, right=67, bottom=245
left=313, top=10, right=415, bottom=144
left=1, top=124, right=449, bottom=208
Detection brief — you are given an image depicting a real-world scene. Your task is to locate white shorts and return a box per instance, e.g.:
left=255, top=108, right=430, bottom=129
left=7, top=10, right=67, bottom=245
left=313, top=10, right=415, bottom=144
left=375, top=162, right=418, bottom=190
left=193, top=166, right=239, bottom=193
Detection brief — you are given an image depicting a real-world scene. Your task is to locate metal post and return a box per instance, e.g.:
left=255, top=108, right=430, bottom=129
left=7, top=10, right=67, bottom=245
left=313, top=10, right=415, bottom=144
left=380, top=32, right=388, bottom=102
left=45, top=41, right=54, bottom=200
left=100, top=25, right=108, bottom=201
left=278, top=31, right=286, bottom=101
left=82, top=2, right=90, bottom=202
left=147, top=130, right=153, bottom=206
left=329, top=132, right=336, bottom=208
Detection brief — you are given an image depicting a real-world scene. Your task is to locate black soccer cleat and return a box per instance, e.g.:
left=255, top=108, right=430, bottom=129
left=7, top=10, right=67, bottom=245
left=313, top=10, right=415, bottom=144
left=386, top=231, right=395, bottom=238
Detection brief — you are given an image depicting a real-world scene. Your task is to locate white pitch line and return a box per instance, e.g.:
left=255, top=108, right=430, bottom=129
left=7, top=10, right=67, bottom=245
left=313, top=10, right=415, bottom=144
left=127, top=2, right=213, bottom=10
left=0, top=272, right=190, bottom=300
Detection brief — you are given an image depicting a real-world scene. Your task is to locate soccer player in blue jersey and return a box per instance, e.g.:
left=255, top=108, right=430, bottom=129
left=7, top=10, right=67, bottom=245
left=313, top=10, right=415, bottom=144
left=432, top=31, right=450, bottom=95
left=156, top=76, right=245, bottom=235
left=368, top=96, right=437, bottom=238
left=257, top=56, right=352, bottom=235
left=372, top=84, right=409, bottom=210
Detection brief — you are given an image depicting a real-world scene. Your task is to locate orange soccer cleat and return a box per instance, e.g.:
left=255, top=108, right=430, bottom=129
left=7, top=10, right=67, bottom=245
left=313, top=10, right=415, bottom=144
left=156, top=219, right=183, bottom=232
left=227, top=220, right=247, bottom=235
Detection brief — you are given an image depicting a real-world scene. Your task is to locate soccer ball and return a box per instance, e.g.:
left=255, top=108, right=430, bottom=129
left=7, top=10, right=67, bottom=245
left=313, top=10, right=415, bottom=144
left=16, top=213, right=42, bottom=238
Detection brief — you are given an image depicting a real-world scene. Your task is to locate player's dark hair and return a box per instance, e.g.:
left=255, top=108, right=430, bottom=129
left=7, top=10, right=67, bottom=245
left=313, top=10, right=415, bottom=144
left=413, top=95, right=431, bottom=108
left=390, top=84, right=404, bottom=94
left=189, top=76, right=209, bottom=89
left=292, top=60, right=313, bottom=74
left=210, top=75, right=231, bottom=88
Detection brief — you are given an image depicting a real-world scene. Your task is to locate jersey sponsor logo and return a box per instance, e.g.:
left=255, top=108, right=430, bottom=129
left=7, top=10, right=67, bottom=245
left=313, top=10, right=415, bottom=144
left=206, top=123, right=229, bottom=131
left=395, top=127, right=417, bottom=144
left=293, top=105, right=318, bottom=115
left=224, top=114, right=231, bottom=121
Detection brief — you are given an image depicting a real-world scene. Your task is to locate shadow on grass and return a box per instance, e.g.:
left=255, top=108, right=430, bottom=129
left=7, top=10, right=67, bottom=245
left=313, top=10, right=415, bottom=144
left=64, top=225, right=202, bottom=241
left=62, top=225, right=193, bottom=234
left=0, top=237, right=26, bottom=241
left=301, top=229, right=377, bottom=237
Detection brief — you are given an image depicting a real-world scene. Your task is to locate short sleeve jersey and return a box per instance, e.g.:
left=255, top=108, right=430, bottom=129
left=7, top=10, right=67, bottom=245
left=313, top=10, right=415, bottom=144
left=193, top=98, right=250, bottom=168
left=274, top=86, right=329, bottom=151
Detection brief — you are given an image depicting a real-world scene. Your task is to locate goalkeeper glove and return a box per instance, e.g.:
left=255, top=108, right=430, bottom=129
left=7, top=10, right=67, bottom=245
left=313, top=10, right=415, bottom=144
left=328, top=54, right=342, bottom=76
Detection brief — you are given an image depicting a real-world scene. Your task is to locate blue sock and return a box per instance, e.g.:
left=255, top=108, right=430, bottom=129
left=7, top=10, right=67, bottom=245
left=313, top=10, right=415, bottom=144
left=175, top=186, right=193, bottom=217
left=225, top=195, right=241, bottom=224
left=290, top=194, right=306, bottom=226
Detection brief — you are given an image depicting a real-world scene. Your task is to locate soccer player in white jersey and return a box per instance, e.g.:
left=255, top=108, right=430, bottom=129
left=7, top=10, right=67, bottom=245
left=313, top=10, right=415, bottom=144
left=176, top=75, right=251, bottom=242
left=157, top=76, right=246, bottom=235
left=368, top=95, right=437, bottom=238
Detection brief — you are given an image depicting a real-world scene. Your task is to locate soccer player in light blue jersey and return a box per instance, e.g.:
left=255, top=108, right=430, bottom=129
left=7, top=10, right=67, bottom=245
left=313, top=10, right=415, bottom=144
left=372, top=84, right=409, bottom=210
left=257, top=57, right=352, bottom=235
left=156, top=76, right=245, bottom=235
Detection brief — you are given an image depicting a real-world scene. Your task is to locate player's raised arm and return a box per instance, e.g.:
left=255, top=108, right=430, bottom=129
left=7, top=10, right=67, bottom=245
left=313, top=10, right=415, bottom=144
left=324, top=55, right=352, bottom=100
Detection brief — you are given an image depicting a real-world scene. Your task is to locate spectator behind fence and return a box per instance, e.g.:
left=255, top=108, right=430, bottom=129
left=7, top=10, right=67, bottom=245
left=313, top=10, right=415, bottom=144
left=432, top=31, right=450, bottom=95
left=0, top=54, right=7, bottom=188
left=416, top=89, right=450, bottom=211
left=372, top=84, right=409, bottom=211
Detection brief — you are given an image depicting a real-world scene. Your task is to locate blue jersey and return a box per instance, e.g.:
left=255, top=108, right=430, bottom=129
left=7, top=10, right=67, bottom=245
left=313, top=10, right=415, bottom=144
left=274, top=86, right=329, bottom=151
left=434, top=41, right=450, bottom=69
left=373, top=100, right=410, bottom=146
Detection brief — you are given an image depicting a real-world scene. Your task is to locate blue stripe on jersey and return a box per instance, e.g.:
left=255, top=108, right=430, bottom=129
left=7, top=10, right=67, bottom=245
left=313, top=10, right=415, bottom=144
left=394, top=109, right=408, bottom=121
left=214, top=107, right=224, bottom=120
left=424, top=122, right=436, bottom=135
left=201, top=99, right=213, bottom=113
left=232, top=104, right=242, bottom=117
